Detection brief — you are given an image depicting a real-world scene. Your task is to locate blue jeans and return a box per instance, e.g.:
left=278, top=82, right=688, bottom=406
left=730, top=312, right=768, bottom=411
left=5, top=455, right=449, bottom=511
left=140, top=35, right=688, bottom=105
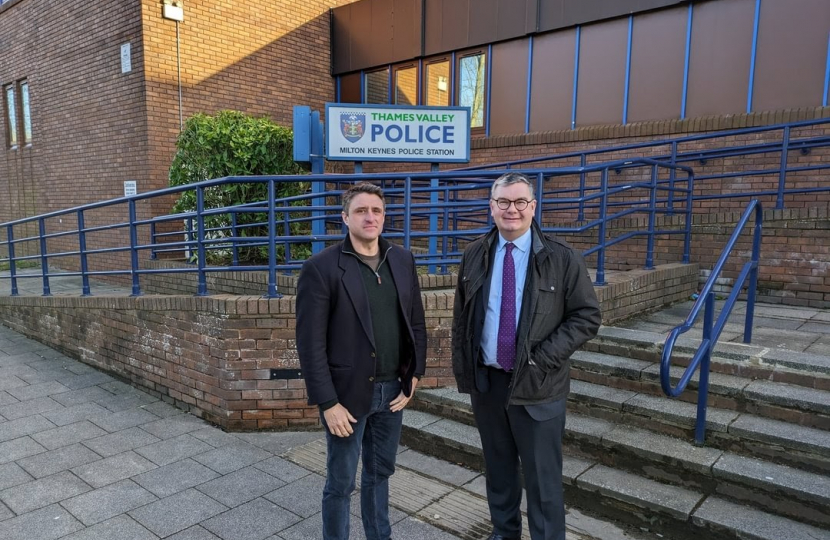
left=321, top=380, right=403, bottom=540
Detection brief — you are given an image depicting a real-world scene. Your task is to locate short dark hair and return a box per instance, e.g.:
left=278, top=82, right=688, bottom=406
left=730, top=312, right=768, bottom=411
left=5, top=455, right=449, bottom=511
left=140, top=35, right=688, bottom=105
left=491, top=172, right=535, bottom=200
left=342, top=182, right=385, bottom=213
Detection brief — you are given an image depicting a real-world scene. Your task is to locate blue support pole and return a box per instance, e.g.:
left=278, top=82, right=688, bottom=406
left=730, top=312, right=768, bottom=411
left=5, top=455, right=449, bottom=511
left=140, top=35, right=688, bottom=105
left=128, top=200, right=142, bottom=297
left=681, top=3, right=693, bottom=119
left=595, top=168, right=608, bottom=285
left=578, top=154, right=586, bottom=221
left=450, top=52, right=457, bottom=105
left=418, top=59, right=423, bottom=105
left=535, top=173, right=544, bottom=225
left=695, top=293, right=714, bottom=446
left=195, top=188, right=208, bottom=296
left=667, top=141, right=678, bottom=215
left=440, top=185, right=450, bottom=275
left=231, top=212, right=239, bottom=266
left=525, top=36, right=533, bottom=134
left=776, top=126, right=790, bottom=209
left=336, top=76, right=341, bottom=102
left=403, top=178, right=412, bottom=250
left=360, top=70, right=365, bottom=102
left=571, top=26, right=581, bottom=130
left=486, top=45, right=493, bottom=137
left=78, top=210, right=90, bottom=296
left=6, top=225, right=17, bottom=296
left=824, top=32, right=830, bottom=107
left=645, top=165, right=657, bottom=270
left=149, top=222, right=157, bottom=260
left=265, top=179, right=280, bottom=298
left=746, top=0, right=761, bottom=113
left=622, top=15, right=633, bottom=124
left=38, top=218, right=51, bottom=296
left=429, top=164, right=439, bottom=275
left=683, top=171, right=694, bottom=264
left=744, top=203, right=762, bottom=343
left=311, top=110, right=325, bottom=254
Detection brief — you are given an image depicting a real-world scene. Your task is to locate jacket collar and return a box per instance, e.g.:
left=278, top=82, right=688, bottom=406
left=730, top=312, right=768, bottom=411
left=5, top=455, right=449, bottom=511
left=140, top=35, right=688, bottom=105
left=483, top=221, right=550, bottom=262
left=342, top=233, right=391, bottom=257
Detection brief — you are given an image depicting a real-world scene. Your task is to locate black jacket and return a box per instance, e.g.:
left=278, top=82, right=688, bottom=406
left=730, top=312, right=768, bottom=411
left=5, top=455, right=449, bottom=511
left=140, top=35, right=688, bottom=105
left=296, top=235, right=427, bottom=417
left=451, top=222, right=601, bottom=405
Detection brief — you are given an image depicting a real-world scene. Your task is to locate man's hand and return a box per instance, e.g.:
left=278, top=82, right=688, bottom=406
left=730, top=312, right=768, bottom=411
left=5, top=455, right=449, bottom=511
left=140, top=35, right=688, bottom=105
left=390, top=377, right=418, bottom=412
left=323, top=403, right=357, bottom=437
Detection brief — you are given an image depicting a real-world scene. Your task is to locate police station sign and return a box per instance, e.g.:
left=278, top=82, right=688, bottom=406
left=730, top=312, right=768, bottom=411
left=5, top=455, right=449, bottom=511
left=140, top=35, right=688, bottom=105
left=325, top=103, right=470, bottom=163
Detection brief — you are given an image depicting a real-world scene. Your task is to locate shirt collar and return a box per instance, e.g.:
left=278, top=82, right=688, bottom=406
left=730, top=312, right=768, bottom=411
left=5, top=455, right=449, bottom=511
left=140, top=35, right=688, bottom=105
left=498, top=228, right=532, bottom=253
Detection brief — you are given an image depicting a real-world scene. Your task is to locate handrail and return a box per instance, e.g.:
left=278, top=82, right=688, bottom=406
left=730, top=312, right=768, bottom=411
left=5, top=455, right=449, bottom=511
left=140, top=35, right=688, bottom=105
left=660, top=200, right=763, bottom=446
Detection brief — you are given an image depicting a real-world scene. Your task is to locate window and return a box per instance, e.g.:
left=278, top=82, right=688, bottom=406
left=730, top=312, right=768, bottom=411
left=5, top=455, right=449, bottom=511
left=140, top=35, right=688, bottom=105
left=4, top=84, right=18, bottom=148
left=458, top=51, right=487, bottom=128
left=365, top=68, right=390, bottom=104
left=424, top=59, right=450, bottom=107
left=394, top=65, right=418, bottom=105
left=20, top=80, right=31, bottom=145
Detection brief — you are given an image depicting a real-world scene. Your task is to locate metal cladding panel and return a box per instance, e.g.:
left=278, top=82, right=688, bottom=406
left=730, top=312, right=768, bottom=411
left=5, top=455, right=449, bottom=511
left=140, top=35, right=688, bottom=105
left=628, top=6, right=686, bottom=122
left=529, top=29, right=576, bottom=132
left=686, top=0, right=755, bottom=118
left=576, top=18, right=629, bottom=127
left=469, top=0, right=499, bottom=47
left=425, top=0, right=536, bottom=56
left=490, top=39, right=529, bottom=136
left=753, top=0, right=830, bottom=111
left=331, top=0, right=423, bottom=75
left=339, top=73, right=362, bottom=103
left=539, top=0, right=686, bottom=33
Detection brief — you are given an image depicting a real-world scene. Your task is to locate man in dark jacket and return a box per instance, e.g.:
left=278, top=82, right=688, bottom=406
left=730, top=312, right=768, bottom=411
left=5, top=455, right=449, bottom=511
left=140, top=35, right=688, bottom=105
left=296, top=182, right=427, bottom=540
left=452, top=172, right=601, bottom=540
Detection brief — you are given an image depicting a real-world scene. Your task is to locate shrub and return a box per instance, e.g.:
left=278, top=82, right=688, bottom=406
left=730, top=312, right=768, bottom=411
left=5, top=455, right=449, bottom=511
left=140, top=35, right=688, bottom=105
left=168, top=111, right=310, bottom=263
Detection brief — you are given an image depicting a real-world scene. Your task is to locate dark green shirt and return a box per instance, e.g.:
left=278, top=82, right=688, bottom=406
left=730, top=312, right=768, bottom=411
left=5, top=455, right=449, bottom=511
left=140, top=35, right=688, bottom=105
left=357, top=253, right=404, bottom=382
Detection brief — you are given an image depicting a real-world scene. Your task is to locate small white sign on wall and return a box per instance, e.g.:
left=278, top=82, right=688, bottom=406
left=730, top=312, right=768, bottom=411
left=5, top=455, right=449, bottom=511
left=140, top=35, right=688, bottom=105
left=124, top=180, right=137, bottom=197
left=120, top=43, right=132, bottom=74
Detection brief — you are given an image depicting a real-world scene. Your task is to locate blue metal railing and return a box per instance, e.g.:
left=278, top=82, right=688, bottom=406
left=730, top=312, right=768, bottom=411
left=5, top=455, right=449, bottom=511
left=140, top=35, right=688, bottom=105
left=0, top=158, right=693, bottom=298
left=660, top=199, right=763, bottom=446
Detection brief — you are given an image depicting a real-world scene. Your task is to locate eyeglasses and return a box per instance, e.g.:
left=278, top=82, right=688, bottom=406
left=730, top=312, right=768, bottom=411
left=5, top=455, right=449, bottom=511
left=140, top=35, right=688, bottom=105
left=492, top=198, right=533, bottom=211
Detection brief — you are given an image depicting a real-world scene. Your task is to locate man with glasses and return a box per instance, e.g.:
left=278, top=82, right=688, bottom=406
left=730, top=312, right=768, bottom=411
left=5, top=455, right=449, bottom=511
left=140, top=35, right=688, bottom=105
left=452, top=172, right=601, bottom=540
left=296, top=182, right=427, bottom=540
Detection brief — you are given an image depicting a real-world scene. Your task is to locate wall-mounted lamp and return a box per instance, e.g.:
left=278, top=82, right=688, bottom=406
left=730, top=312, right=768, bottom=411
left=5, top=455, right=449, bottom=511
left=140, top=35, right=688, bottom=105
left=437, top=76, right=448, bottom=92
left=163, top=1, right=184, bottom=22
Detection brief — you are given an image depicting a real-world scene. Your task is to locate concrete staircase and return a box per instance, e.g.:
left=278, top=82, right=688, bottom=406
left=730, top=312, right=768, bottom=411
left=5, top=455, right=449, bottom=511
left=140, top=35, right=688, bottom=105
left=403, top=325, right=830, bottom=539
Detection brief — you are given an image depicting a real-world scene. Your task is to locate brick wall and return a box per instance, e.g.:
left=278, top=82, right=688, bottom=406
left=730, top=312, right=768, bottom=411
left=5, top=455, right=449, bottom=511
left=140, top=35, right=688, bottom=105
left=0, top=264, right=695, bottom=430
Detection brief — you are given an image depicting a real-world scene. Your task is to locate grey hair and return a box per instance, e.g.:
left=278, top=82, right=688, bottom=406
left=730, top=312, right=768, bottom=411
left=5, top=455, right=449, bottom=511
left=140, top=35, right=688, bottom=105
left=342, top=182, right=385, bottom=213
left=490, top=172, right=535, bottom=200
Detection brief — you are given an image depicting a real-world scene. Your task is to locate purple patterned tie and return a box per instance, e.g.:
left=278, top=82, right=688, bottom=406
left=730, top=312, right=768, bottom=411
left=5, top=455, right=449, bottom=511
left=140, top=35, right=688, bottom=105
left=497, top=243, right=516, bottom=371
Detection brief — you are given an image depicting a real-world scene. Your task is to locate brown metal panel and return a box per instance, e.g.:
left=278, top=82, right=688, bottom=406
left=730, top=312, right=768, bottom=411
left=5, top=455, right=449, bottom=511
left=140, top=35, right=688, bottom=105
left=339, top=73, right=362, bottom=103
left=686, top=0, right=755, bottom=118
left=576, top=18, right=628, bottom=127
left=753, top=0, right=830, bottom=112
left=424, top=0, right=445, bottom=56
left=539, top=0, right=685, bottom=33
left=469, top=0, right=498, bottom=47
left=428, top=0, right=470, bottom=55
left=348, top=0, right=376, bottom=72
left=529, top=29, right=576, bottom=132
left=392, top=0, right=423, bottom=61
left=628, top=6, right=685, bottom=122
left=331, top=6, right=353, bottom=75
left=496, top=0, right=537, bottom=41
left=490, top=39, right=529, bottom=136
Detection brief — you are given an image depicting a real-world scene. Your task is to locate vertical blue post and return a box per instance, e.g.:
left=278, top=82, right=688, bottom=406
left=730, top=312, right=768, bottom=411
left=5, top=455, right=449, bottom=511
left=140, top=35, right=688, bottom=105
left=311, top=110, right=325, bottom=254
left=387, top=64, right=393, bottom=104
left=38, top=218, right=51, bottom=296
left=360, top=70, right=365, bottom=102
left=578, top=154, right=586, bottom=221
left=441, top=185, right=450, bottom=274
left=450, top=52, right=457, bottom=105
left=645, top=165, right=657, bottom=270
left=595, top=168, right=609, bottom=285
left=403, top=178, right=412, bottom=250
left=667, top=141, right=678, bottom=215
left=744, top=202, right=762, bottom=343
left=128, top=200, right=141, bottom=297
left=6, top=225, right=17, bottom=296
left=622, top=15, right=633, bottom=124
left=525, top=36, right=533, bottom=134
left=418, top=59, right=424, bottom=105
left=77, top=210, right=90, bottom=296
left=683, top=171, right=694, bottom=264
left=265, top=179, right=280, bottom=298
left=746, top=0, right=761, bottom=113
left=149, top=222, right=157, bottom=260
left=534, top=173, right=544, bottom=225
left=231, top=212, right=239, bottom=266
left=571, top=26, right=581, bottom=130
left=195, top=187, right=208, bottom=296
left=695, top=293, right=714, bottom=446
left=486, top=44, right=493, bottom=137
left=823, top=32, right=830, bottom=107
left=776, top=126, right=790, bottom=209
left=429, top=164, right=439, bottom=275
left=681, top=3, right=693, bottom=119
left=336, top=76, right=341, bottom=102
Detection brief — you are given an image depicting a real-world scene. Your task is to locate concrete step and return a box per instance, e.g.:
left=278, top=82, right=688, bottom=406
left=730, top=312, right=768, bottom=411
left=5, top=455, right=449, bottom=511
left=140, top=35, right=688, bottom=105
left=586, top=326, right=830, bottom=392
left=401, top=404, right=830, bottom=537
left=571, top=350, right=830, bottom=430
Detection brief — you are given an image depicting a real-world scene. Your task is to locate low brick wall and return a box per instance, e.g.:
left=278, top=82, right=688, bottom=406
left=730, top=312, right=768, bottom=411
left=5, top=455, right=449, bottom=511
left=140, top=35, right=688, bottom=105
left=0, top=264, right=695, bottom=431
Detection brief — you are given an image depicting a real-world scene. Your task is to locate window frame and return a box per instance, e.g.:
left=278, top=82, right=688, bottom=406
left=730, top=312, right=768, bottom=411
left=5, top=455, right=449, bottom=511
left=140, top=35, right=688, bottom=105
left=392, top=62, right=419, bottom=105
left=455, top=47, right=488, bottom=134
left=364, top=67, right=391, bottom=104
left=3, top=83, right=19, bottom=149
left=422, top=56, right=452, bottom=108
left=19, top=79, right=31, bottom=146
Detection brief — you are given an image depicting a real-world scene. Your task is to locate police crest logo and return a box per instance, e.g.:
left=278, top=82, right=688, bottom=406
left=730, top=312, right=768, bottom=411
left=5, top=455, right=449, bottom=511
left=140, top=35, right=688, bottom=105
left=340, top=113, right=365, bottom=143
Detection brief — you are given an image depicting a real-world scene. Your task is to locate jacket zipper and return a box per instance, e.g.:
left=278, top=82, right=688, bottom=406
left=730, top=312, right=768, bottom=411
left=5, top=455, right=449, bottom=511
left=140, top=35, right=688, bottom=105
left=345, top=246, right=392, bottom=285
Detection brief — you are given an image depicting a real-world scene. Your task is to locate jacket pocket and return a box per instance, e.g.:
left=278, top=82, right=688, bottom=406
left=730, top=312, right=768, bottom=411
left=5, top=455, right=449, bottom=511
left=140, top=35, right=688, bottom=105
left=534, top=284, right=557, bottom=314
left=512, top=362, right=552, bottom=401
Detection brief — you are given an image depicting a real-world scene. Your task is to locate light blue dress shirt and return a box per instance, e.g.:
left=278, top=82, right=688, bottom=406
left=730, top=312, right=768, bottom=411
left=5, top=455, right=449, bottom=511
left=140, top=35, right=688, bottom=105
left=481, top=228, right=532, bottom=369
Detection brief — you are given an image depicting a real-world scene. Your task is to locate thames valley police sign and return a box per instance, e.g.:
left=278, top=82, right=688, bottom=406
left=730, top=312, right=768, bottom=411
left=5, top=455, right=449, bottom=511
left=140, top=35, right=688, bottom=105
left=325, top=104, right=470, bottom=163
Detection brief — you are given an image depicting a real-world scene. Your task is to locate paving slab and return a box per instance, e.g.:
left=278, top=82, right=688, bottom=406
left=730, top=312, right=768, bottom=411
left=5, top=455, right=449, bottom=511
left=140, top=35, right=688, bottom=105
left=61, top=479, right=158, bottom=526
left=196, top=465, right=286, bottom=508
left=0, top=470, right=91, bottom=514
left=167, top=525, right=222, bottom=540
left=192, top=441, right=272, bottom=475
left=712, top=453, right=830, bottom=506
left=0, top=396, right=64, bottom=420
left=60, top=515, right=158, bottom=540
left=133, top=458, right=220, bottom=498
left=31, top=420, right=108, bottom=450
left=0, top=435, right=47, bottom=464
left=692, top=496, right=830, bottom=540
left=265, top=473, right=326, bottom=518
left=134, top=433, right=214, bottom=467
left=71, top=451, right=157, bottom=488
left=128, top=488, right=228, bottom=538
left=201, top=497, right=302, bottom=540
left=42, top=402, right=110, bottom=427
left=0, top=503, right=85, bottom=540
left=17, top=443, right=102, bottom=479
left=395, top=449, right=479, bottom=487
left=0, top=462, right=33, bottom=491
